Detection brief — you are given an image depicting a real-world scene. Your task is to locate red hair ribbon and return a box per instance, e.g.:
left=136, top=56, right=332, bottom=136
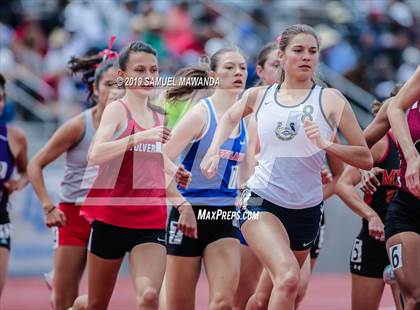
left=95, top=35, right=119, bottom=67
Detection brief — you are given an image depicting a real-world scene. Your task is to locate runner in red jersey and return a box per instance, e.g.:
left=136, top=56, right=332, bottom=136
left=386, top=67, right=420, bottom=310
left=74, top=41, right=196, bottom=310
left=81, top=101, right=167, bottom=229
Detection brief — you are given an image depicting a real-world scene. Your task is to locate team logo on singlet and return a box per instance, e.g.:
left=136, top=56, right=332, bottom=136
left=275, top=121, right=296, bottom=141
left=274, top=111, right=301, bottom=141
left=274, top=106, right=314, bottom=141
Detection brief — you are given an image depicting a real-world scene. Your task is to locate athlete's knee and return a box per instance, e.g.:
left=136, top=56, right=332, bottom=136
left=272, top=267, right=300, bottom=296
left=209, top=293, right=234, bottom=310
left=136, top=287, right=159, bottom=309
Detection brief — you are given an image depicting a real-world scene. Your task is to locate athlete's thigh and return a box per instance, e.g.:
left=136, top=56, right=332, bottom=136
left=242, top=212, right=299, bottom=279
left=129, top=243, right=166, bottom=295
left=386, top=232, right=420, bottom=294
left=165, top=255, right=202, bottom=310
left=54, top=246, right=87, bottom=296
left=351, top=274, right=385, bottom=310
left=203, top=237, right=241, bottom=299
left=292, top=249, right=311, bottom=268
left=0, top=222, right=11, bottom=296
left=87, top=252, right=124, bottom=308
left=0, top=247, right=9, bottom=296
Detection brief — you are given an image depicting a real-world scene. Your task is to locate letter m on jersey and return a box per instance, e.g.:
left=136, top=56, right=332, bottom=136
left=382, top=170, right=399, bottom=186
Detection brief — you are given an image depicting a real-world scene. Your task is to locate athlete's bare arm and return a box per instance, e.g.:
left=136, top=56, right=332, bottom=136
left=237, top=115, right=258, bottom=188
left=323, top=134, right=344, bottom=200
left=364, top=99, right=391, bottom=148
left=387, top=66, right=420, bottom=197
left=163, top=102, right=207, bottom=162
left=4, top=126, right=28, bottom=192
left=315, top=88, right=373, bottom=170
left=335, top=135, right=389, bottom=240
left=28, top=115, right=84, bottom=212
left=201, top=86, right=268, bottom=178
left=88, top=100, right=170, bottom=165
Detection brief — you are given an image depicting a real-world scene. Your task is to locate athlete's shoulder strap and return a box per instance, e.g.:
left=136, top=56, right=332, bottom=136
left=204, top=97, right=217, bottom=125
left=118, top=100, right=133, bottom=120
left=255, top=84, right=276, bottom=120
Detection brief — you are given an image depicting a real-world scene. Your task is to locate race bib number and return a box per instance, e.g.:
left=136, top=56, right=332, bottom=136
left=168, top=220, right=183, bottom=245
left=350, top=238, right=363, bottom=263
left=389, top=244, right=403, bottom=270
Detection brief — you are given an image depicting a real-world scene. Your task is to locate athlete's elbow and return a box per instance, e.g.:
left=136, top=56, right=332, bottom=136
left=386, top=100, right=398, bottom=117
left=26, top=160, right=38, bottom=181
left=226, top=110, right=240, bottom=126
left=359, top=151, right=373, bottom=170
left=87, top=150, right=101, bottom=165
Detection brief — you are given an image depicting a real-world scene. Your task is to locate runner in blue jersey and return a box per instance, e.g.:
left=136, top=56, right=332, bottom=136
left=163, top=47, right=257, bottom=310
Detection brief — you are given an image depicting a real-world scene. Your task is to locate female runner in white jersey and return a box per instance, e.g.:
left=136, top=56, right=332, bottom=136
left=201, top=24, right=373, bottom=310
left=233, top=41, right=344, bottom=309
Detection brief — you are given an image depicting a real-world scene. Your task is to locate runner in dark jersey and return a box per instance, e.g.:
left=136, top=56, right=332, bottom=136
left=336, top=97, right=402, bottom=310
left=0, top=73, right=28, bottom=296
left=386, top=67, right=420, bottom=310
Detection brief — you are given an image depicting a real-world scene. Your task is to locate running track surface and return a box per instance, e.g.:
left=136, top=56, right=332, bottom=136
left=1, top=273, right=397, bottom=309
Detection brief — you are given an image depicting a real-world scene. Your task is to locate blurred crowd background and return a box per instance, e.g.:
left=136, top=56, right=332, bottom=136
left=0, top=0, right=419, bottom=123
left=0, top=0, right=419, bottom=276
